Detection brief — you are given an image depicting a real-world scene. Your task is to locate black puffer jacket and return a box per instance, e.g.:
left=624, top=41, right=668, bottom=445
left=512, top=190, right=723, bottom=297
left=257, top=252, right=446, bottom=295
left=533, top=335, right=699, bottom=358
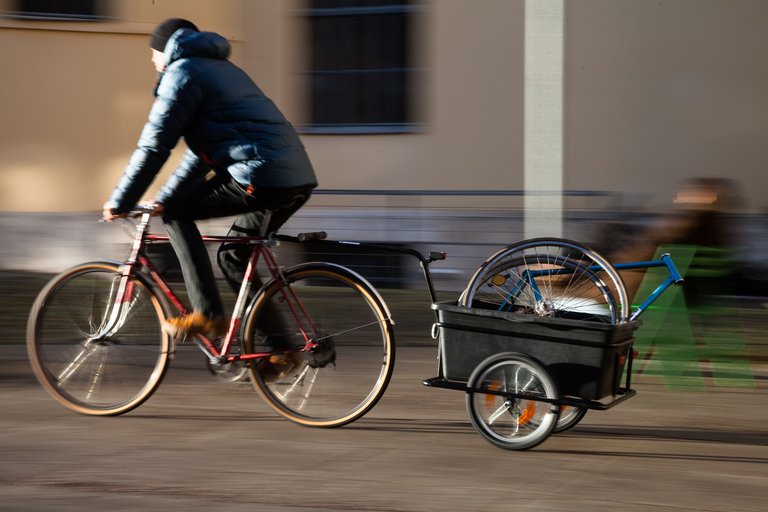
left=109, top=28, right=317, bottom=213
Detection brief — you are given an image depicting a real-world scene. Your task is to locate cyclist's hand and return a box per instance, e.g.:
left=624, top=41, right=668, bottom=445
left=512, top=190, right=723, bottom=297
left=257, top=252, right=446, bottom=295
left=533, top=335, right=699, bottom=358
left=138, top=201, right=165, bottom=217
left=102, top=202, right=126, bottom=222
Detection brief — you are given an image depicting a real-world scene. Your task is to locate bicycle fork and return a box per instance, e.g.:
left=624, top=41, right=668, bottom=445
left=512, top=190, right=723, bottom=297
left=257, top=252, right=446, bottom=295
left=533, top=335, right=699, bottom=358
left=91, top=212, right=153, bottom=342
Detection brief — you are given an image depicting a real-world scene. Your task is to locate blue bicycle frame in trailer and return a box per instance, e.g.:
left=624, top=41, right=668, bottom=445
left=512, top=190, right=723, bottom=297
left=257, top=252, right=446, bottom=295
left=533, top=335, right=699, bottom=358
left=499, top=253, right=684, bottom=323
left=615, top=254, right=684, bottom=321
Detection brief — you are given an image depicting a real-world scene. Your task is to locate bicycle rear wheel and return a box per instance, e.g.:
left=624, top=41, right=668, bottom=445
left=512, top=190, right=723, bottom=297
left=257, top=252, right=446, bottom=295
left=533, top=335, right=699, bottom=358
left=460, top=238, right=628, bottom=324
left=27, top=262, right=170, bottom=415
left=244, top=263, right=395, bottom=427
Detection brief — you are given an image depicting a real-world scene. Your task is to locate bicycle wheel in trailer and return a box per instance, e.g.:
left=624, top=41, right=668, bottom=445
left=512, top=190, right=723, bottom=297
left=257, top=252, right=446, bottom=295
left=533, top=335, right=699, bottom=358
left=27, top=262, right=171, bottom=415
left=466, top=353, right=559, bottom=450
left=244, top=263, right=395, bottom=427
left=460, top=238, right=628, bottom=324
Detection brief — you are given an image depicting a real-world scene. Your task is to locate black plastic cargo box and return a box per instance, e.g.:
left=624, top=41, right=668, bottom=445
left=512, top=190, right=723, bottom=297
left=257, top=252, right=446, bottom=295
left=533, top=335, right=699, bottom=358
left=432, top=302, right=640, bottom=401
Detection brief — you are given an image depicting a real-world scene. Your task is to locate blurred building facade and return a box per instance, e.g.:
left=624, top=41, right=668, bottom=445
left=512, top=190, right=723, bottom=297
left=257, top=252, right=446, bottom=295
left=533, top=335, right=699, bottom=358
left=0, top=0, right=766, bottom=278
left=1, top=0, right=767, bottom=212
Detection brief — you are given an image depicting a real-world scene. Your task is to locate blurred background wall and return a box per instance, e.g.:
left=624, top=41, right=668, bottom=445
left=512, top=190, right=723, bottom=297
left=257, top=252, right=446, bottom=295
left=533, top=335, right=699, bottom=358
left=0, top=0, right=765, bottom=287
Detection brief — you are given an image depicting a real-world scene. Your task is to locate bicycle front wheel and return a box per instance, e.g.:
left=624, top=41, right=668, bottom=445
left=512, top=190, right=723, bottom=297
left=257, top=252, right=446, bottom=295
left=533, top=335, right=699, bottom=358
left=244, top=263, right=395, bottom=427
left=27, top=262, right=170, bottom=415
left=460, top=238, right=628, bottom=323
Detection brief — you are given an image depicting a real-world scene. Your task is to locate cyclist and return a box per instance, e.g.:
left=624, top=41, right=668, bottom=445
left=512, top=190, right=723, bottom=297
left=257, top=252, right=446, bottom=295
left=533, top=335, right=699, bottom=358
left=102, top=18, right=317, bottom=340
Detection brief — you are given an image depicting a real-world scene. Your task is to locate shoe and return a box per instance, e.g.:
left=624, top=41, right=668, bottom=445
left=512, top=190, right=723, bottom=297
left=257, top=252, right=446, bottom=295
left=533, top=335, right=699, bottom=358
left=162, top=312, right=228, bottom=339
left=257, top=353, right=304, bottom=383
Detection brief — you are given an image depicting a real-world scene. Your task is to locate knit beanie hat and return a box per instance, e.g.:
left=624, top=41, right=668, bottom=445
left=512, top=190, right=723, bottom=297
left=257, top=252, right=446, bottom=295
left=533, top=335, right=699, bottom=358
left=149, top=18, right=199, bottom=51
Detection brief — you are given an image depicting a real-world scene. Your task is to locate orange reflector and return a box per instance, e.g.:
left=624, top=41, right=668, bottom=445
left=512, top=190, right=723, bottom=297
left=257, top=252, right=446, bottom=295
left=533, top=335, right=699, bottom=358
left=491, top=274, right=507, bottom=286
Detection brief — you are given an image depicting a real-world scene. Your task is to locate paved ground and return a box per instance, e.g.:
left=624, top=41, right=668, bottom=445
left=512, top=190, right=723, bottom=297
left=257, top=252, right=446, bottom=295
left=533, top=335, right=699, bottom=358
left=2, top=269, right=766, bottom=511
left=1, top=344, right=766, bottom=512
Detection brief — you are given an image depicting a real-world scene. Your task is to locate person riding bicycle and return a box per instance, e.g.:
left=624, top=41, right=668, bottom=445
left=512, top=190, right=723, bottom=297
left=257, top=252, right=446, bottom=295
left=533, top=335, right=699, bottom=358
left=102, top=18, right=317, bottom=340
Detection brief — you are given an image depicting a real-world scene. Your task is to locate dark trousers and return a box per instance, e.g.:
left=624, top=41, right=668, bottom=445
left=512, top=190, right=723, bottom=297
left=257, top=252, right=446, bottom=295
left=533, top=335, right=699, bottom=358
left=162, top=171, right=312, bottom=318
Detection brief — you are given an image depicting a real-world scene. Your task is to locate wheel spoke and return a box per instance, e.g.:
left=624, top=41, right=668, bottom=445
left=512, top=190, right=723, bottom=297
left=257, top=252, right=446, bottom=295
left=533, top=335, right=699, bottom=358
left=461, top=239, right=626, bottom=323
left=487, top=400, right=513, bottom=425
left=56, top=342, right=99, bottom=385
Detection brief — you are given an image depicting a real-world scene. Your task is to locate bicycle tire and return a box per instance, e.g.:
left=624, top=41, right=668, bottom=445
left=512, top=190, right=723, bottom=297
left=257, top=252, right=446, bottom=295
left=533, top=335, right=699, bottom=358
left=26, top=262, right=171, bottom=415
left=460, top=238, right=628, bottom=324
left=243, top=263, right=395, bottom=427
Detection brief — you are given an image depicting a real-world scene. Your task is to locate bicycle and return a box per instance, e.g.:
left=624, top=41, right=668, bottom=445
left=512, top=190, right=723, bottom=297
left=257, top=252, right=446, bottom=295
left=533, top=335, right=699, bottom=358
left=27, top=210, right=683, bottom=446
left=26, top=205, right=445, bottom=427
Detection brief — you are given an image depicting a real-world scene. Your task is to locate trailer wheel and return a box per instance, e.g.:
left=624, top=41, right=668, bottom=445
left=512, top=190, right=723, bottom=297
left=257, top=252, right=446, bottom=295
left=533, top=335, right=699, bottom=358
left=466, top=353, right=559, bottom=450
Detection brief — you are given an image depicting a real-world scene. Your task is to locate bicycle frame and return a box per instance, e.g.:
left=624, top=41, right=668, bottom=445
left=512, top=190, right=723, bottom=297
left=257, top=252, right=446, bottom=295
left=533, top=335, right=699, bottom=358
left=497, top=253, right=684, bottom=322
left=106, top=211, right=321, bottom=366
left=615, top=254, right=683, bottom=321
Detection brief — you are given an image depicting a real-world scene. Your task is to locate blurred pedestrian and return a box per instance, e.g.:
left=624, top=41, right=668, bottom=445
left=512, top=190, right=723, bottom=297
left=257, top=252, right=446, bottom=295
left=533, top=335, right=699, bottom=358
left=607, top=178, right=740, bottom=301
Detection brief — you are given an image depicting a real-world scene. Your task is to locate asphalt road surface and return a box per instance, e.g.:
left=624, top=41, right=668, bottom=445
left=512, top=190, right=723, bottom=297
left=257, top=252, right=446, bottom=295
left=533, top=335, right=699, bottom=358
left=1, top=344, right=766, bottom=512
